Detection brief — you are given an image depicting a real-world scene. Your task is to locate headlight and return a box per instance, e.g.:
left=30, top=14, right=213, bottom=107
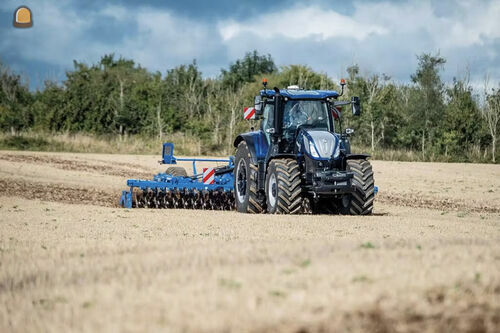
left=333, top=144, right=340, bottom=159
left=308, top=139, right=319, bottom=158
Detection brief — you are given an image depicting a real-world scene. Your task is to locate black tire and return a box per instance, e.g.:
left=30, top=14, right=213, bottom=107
left=346, top=159, right=375, bottom=215
left=166, top=166, right=188, bottom=177
left=234, top=141, right=265, bottom=213
left=265, top=159, right=303, bottom=214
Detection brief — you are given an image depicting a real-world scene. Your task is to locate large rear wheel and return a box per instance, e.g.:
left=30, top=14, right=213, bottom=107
left=234, top=141, right=265, bottom=213
left=265, top=159, right=303, bottom=214
left=345, top=159, right=375, bottom=215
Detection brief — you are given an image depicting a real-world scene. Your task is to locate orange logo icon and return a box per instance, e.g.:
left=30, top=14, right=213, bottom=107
left=13, top=6, right=33, bottom=28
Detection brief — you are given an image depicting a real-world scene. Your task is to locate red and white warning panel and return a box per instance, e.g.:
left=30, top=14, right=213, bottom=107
left=202, top=168, right=215, bottom=185
left=243, top=107, right=255, bottom=120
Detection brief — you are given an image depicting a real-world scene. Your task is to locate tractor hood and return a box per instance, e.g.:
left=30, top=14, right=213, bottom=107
left=298, top=129, right=340, bottom=160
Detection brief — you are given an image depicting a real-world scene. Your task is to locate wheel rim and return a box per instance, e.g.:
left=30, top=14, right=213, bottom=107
left=268, top=173, right=277, bottom=208
left=236, top=158, right=247, bottom=203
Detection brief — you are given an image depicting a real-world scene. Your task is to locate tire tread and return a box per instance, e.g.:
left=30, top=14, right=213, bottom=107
left=347, top=159, right=375, bottom=215
left=268, top=158, right=303, bottom=214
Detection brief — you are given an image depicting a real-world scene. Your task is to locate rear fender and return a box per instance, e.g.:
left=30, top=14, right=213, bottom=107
left=233, top=131, right=268, bottom=164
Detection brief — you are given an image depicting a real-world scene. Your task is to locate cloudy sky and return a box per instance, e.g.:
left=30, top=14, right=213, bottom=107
left=1, top=0, right=499, bottom=90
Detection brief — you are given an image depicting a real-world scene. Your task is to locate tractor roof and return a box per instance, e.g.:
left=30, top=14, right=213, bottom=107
left=260, top=89, right=339, bottom=100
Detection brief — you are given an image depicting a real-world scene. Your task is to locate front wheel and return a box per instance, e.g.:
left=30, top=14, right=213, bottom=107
left=345, top=159, right=375, bottom=215
left=265, top=159, right=303, bottom=214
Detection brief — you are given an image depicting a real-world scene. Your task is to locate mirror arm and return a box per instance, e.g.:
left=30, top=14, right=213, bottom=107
left=333, top=100, right=351, bottom=107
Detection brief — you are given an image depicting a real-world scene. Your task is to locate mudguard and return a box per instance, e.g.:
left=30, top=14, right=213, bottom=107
left=345, top=153, right=371, bottom=160
left=233, top=131, right=268, bottom=164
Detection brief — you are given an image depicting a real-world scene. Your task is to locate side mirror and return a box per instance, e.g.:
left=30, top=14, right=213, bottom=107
left=351, top=96, right=361, bottom=116
left=254, top=95, right=263, bottom=116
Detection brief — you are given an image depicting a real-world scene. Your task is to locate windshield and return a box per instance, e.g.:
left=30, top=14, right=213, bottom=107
left=283, top=100, right=331, bottom=134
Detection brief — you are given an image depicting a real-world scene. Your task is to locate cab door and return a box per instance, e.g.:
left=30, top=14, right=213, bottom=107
left=260, top=102, right=274, bottom=145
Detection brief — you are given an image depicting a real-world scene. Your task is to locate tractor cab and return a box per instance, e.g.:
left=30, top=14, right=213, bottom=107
left=254, top=80, right=361, bottom=158
left=258, top=88, right=340, bottom=154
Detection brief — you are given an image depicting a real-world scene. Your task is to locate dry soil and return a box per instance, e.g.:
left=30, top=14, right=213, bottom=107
left=0, top=150, right=499, bottom=332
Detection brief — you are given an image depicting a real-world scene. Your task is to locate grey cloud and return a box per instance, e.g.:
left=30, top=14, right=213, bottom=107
left=0, top=0, right=499, bottom=90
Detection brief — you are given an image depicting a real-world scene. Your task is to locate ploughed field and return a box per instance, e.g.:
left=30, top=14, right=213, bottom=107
left=0, top=150, right=499, bottom=332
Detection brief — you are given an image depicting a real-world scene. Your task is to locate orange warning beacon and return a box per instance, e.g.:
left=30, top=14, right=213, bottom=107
left=13, top=6, right=33, bottom=28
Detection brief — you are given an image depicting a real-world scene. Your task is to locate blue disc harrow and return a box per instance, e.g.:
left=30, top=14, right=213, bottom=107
left=120, top=143, right=235, bottom=210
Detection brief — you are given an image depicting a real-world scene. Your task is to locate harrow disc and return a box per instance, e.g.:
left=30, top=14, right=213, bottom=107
left=130, top=187, right=235, bottom=211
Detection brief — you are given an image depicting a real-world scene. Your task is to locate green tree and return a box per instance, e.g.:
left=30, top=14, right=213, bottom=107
left=30, top=81, right=66, bottom=132
left=63, top=55, right=150, bottom=135
left=163, top=61, right=205, bottom=135
left=482, top=82, right=500, bottom=162
left=441, top=75, right=483, bottom=159
left=409, top=53, right=446, bottom=158
left=343, top=66, right=403, bottom=151
left=0, top=61, right=32, bottom=133
left=277, top=65, right=333, bottom=90
left=221, top=50, right=276, bottom=90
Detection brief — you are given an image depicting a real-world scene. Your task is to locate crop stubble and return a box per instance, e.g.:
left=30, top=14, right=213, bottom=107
left=0, top=150, right=499, bottom=332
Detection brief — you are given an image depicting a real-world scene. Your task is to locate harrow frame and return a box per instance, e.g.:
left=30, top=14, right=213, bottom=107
left=120, top=143, right=235, bottom=209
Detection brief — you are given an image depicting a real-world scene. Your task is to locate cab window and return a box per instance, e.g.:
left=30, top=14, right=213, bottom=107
left=261, top=102, right=274, bottom=143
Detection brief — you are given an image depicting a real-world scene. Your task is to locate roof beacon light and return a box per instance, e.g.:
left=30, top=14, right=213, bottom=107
left=287, top=85, right=300, bottom=90
left=338, top=79, right=346, bottom=96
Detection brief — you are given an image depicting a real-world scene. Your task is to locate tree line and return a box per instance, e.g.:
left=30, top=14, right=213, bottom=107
left=0, top=50, right=499, bottom=162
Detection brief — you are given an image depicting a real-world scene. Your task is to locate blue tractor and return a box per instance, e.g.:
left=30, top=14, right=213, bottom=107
left=233, top=79, right=375, bottom=214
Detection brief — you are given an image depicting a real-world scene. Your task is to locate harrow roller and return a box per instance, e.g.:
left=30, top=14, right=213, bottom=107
left=125, top=188, right=235, bottom=211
